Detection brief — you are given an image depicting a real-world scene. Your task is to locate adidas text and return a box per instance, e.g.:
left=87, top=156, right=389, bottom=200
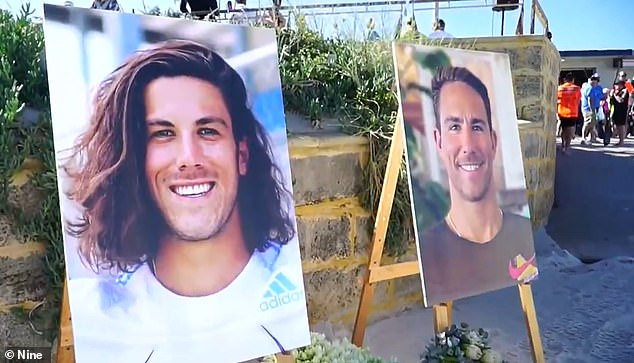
left=259, top=291, right=303, bottom=311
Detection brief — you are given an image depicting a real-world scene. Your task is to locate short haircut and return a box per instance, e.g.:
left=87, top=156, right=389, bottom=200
left=564, top=72, right=574, bottom=82
left=62, top=39, right=295, bottom=273
left=431, top=66, right=493, bottom=133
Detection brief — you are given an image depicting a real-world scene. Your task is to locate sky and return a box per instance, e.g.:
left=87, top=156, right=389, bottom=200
left=1, top=0, right=633, bottom=51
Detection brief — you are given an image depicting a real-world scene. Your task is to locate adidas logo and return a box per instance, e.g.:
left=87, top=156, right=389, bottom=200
left=259, top=272, right=304, bottom=311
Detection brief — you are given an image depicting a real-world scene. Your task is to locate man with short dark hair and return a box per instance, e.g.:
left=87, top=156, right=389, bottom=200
left=419, top=66, right=537, bottom=306
left=428, top=18, right=454, bottom=40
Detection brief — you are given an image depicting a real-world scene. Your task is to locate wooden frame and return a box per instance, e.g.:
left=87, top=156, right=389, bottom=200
left=350, top=111, right=545, bottom=363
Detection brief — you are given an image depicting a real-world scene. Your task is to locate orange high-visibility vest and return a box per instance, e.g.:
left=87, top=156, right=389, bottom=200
left=557, top=82, right=581, bottom=118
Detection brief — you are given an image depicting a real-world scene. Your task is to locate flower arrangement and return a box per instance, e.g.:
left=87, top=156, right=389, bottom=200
left=261, top=332, right=397, bottom=363
left=421, top=323, right=507, bottom=363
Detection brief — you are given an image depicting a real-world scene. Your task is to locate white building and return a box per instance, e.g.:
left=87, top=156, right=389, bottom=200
left=559, top=49, right=634, bottom=86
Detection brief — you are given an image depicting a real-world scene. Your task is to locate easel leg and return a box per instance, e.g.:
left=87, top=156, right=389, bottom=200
left=351, top=111, right=406, bottom=347
left=518, top=284, right=545, bottom=363
left=351, top=273, right=376, bottom=346
left=56, top=279, right=74, bottom=363
left=274, top=353, right=295, bottom=363
left=432, top=301, right=452, bottom=334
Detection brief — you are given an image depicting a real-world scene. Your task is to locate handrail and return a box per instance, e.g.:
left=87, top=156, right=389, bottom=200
left=529, top=0, right=548, bottom=35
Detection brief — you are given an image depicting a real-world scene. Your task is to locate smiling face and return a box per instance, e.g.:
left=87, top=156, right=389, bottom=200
left=144, top=76, right=248, bottom=241
left=433, top=81, right=497, bottom=203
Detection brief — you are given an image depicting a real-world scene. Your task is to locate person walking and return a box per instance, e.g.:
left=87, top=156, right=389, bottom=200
left=609, top=80, right=629, bottom=146
left=580, top=74, right=603, bottom=145
left=557, top=73, right=581, bottom=153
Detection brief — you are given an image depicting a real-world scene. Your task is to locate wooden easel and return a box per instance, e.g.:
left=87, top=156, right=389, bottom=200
left=350, top=111, right=546, bottom=363
left=55, top=279, right=295, bottom=363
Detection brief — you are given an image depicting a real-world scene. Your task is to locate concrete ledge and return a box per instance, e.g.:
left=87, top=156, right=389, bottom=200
left=289, top=134, right=368, bottom=159
left=456, top=35, right=552, bottom=47
left=518, top=119, right=545, bottom=129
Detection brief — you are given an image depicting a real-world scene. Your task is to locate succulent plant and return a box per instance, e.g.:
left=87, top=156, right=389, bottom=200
left=260, top=332, right=397, bottom=363
left=420, top=323, right=508, bottom=363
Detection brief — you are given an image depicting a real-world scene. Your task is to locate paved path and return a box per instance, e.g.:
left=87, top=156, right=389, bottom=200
left=546, top=136, right=634, bottom=262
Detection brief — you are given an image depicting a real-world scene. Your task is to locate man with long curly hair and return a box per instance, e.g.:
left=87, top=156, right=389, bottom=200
left=60, top=39, right=309, bottom=362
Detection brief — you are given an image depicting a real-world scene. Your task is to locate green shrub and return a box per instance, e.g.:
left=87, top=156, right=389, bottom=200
left=0, top=4, right=61, bottom=342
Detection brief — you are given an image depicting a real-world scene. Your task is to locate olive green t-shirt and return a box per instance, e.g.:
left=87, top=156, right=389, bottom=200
left=419, top=212, right=537, bottom=306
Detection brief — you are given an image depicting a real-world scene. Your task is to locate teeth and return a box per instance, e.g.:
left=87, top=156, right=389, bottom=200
left=460, top=164, right=481, bottom=172
left=174, top=183, right=212, bottom=197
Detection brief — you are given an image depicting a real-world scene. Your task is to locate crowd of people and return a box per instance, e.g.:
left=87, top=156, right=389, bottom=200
left=557, top=70, right=634, bottom=153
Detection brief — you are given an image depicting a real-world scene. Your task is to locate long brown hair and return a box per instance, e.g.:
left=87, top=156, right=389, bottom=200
left=62, top=39, right=295, bottom=273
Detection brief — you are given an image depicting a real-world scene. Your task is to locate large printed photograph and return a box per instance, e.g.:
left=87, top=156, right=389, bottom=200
left=393, top=43, right=539, bottom=307
left=42, top=5, right=310, bottom=362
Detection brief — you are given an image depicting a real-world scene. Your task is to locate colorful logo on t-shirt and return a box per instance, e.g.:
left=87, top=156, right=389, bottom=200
left=508, top=254, right=538, bottom=283
left=259, top=271, right=304, bottom=311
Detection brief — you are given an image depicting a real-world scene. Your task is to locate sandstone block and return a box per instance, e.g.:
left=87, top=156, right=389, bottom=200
left=0, top=216, right=13, bottom=247
left=540, top=161, right=556, bottom=190
left=518, top=104, right=543, bottom=123
left=0, top=254, right=49, bottom=305
left=0, top=311, right=51, bottom=348
left=521, top=131, right=541, bottom=159
left=394, top=264, right=423, bottom=300
left=298, top=216, right=351, bottom=261
left=290, top=152, right=364, bottom=205
left=353, top=216, right=372, bottom=256
left=303, top=266, right=389, bottom=324
left=525, top=164, right=539, bottom=191
left=514, top=75, right=542, bottom=99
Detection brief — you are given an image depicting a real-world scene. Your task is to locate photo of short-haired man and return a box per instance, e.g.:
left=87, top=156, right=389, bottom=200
left=43, top=5, right=310, bottom=363
left=393, top=44, right=539, bottom=307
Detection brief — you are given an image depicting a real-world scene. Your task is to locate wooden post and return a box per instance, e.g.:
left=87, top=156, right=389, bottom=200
left=518, top=284, right=545, bottom=363
left=351, top=109, right=421, bottom=347
left=55, top=280, right=74, bottom=363
left=432, top=301, right=452, bottom=334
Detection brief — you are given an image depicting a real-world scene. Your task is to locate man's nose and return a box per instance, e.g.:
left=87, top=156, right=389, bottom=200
left=459, top=128, right=476, bottom=154
left=176, top=137, right=203, bottom=170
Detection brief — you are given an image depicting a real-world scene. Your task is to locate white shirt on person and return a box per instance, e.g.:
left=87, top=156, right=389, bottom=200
left=428, top=30, right=454, bottom=40
left=67, top=241, right=310, bottom=363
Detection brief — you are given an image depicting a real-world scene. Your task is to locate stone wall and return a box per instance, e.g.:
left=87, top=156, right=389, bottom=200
left=0, top=165, right=51, bottom=348
left=289, top=135, right=422, bottom=328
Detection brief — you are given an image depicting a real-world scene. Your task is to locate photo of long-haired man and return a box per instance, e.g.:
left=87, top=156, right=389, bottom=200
left=42, top=5, right=310, bottom=363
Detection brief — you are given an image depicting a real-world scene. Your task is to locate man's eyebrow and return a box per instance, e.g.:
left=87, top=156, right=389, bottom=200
left=442, top=117, right=487, bottom=126
left=145, top=116, right=228, bottom=127
left=146, top=119, right=173, bottom=127
left=195, top=116, right=228, bottom=127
